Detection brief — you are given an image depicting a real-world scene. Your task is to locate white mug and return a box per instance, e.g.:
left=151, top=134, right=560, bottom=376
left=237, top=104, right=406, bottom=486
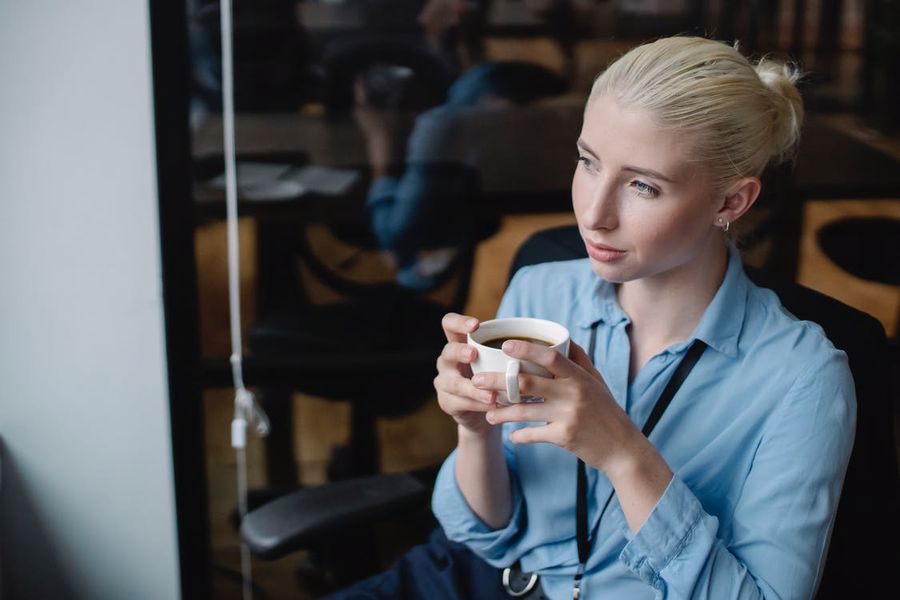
left=468, top=317, right=570, bottom=404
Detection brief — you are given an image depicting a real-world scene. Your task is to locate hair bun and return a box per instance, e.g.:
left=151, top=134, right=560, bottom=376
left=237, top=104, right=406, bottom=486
left=755, top=59, right=804, bottom=164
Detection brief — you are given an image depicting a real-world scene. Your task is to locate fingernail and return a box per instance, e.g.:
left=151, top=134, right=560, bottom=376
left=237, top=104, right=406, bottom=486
left=485, top=411, right=495, bottom=423
left=466, top=318, right=478, bottom=330
left=502, top=340, right=518, bottom=353
left=471, top=374, right=484, bottom=386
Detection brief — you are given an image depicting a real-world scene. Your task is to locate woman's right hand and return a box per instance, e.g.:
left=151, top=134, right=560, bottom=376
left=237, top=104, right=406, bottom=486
left=434, top=313, right=497, bottom=435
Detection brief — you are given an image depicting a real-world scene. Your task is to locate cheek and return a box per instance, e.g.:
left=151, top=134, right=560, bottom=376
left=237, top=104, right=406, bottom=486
left=571, top=173, right=592, bottom=221
left=628, top=203, right=706, bottom=252
left=571, top=173, right=586, bottom=208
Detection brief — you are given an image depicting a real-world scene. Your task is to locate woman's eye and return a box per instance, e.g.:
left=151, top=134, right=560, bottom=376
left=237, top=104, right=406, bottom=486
left=631, top=180, right=659, bottom=198
left=577, top=155, right=596, bottom=171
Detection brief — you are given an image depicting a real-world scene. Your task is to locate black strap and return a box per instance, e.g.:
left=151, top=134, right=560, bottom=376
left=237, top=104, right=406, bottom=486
left=575, top=451, right=590, bottom=564
left=640, top=340, right=708, bottom=437
left=575, top=324, right=707, bottom=574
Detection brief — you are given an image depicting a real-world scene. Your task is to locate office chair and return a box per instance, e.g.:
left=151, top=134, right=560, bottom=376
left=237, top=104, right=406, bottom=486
left=242, top=224, right=898, bottom=598
left=246, top=163, right=494, bottom=484
left=238, top=162, right=492, bottom=588
left=191, top=0, right=317, bottom=112
left=815, top=215, right=900, bottom=452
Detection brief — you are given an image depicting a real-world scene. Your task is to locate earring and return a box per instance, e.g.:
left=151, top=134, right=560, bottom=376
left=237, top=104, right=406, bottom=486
left=716, top=216, right=731, bottom=232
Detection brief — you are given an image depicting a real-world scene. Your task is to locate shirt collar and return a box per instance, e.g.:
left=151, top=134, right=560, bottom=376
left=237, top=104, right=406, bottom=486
left=572, top=246, right=749, bottom=357
left=574, top=265, right=628, bottom=329
left=687, top=246, right=749, bottom=358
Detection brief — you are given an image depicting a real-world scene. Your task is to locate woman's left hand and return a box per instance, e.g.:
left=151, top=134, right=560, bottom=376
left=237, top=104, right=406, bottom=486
left=472, top=339, right=643, bottom=476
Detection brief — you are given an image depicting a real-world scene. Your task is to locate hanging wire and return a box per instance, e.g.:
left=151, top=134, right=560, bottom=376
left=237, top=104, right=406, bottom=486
left=218, top=2, right=270, bottom=599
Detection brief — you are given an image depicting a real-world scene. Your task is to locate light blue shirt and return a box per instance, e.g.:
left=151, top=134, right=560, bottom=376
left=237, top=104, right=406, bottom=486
left=432, top=249, right=856, bottom=600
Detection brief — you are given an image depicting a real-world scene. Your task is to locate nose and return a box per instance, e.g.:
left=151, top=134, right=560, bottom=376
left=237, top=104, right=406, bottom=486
left=582, top=178, right=619, bottom=231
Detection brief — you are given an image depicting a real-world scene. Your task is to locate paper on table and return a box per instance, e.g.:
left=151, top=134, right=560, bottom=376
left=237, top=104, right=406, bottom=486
left=283, top=165, right=360, bottom=196
left=208, top=162, right=293, bottom=188
left=241, top=180, right=307, bottom=200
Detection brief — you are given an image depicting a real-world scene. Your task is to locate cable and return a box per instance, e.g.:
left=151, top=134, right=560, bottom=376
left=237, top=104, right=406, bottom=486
left=219, top=2, right=270, bottom=600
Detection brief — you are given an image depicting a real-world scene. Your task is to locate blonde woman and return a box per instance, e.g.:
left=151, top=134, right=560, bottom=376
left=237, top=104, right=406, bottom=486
left=328, top=37, right=855, bottom=600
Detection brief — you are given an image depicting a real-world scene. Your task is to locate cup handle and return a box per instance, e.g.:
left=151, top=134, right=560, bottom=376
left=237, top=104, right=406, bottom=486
left=506, top=360, right=521, bottom=404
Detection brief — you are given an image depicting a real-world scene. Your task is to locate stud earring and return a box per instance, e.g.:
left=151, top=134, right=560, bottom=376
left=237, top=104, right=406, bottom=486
left=716, top=216, right=731, bottom=232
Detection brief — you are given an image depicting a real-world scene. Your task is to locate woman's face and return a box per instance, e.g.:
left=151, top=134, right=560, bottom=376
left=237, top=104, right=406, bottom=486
left=572, top=95, right=722, bottom=284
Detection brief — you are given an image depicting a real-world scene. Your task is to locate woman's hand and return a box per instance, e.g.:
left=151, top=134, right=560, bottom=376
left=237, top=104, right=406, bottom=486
left=473, top=339, right=645, bottom=476
left=434, top=313, right=497, bottom=435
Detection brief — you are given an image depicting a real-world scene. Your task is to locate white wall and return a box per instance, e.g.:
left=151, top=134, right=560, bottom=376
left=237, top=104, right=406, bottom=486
left=0, top=1, right=180, bottom=599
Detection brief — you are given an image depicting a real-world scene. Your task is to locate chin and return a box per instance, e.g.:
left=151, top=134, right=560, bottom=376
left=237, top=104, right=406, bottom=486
left=588, top=259, right=637, bottom=283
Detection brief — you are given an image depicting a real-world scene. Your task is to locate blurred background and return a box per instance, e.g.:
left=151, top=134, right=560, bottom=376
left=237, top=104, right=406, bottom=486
left=186, top=1, right=900, bottom=598
left=2, top=1, right=898, bottom=599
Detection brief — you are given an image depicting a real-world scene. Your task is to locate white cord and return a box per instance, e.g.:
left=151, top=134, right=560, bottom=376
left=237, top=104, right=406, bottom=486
left=219, top=2, right=270, bottom=599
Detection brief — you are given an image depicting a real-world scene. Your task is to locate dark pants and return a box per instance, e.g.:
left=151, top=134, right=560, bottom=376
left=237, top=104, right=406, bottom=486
left=322, top=527, right=509, bottom=600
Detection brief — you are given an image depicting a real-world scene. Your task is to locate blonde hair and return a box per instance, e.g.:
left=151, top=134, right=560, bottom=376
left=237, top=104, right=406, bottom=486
left=589, top=37, right=804, bottom=193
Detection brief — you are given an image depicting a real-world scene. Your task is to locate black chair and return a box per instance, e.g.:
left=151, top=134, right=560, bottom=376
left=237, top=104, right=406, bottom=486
left=242, top=224, right=898, bottom=598
left=191, top=0, right=317, bottom=113
left=246, top=163, right=495, bottom=485
left=236, top=163, right=493, bottom=590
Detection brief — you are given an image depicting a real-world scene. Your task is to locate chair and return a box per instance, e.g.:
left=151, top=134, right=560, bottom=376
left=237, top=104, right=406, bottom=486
left=235, top=162, right=492, bottom=589
left=246, top=163, right=494, bottom=486
left=241, top=224, right=898, bottom=598
left=190, top=0, right=317, bottom=113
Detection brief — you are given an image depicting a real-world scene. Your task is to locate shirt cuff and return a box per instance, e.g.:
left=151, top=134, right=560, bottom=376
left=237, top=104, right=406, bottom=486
left=619, top=475, right=706, bottom=585
left=430, top=449, right=525, bottom=563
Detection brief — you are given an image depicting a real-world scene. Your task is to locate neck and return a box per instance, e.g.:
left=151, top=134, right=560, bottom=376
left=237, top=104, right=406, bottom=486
left=617, top=240, right=729, bottom=348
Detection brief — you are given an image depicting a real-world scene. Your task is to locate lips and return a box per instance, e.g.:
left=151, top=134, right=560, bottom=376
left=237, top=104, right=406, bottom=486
left=585, top=241, right=626, bottom=263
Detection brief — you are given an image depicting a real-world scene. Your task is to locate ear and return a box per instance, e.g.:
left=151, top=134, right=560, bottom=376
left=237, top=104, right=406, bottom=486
left=716, top=176, right=761, bottom=225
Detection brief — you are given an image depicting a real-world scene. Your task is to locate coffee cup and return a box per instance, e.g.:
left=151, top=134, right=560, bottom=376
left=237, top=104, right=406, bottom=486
left=467, top=317, right=570, bottom=404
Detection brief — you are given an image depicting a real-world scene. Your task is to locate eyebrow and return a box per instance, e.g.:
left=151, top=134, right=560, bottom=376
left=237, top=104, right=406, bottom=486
left=576, top=139, right=678, bottom=184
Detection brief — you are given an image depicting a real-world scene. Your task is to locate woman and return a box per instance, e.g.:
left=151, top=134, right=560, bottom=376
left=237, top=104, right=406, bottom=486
left=432, top=37, right=854, bottom=599
left=328, top=36, right=855, bottom=600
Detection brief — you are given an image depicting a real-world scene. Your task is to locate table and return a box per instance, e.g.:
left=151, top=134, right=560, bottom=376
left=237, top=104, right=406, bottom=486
left=191, top=96, right=586, bottom=214
left=192, top=105, right=900, bottom=217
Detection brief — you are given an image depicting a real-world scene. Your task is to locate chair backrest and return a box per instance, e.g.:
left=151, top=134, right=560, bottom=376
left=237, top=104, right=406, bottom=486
left=193, top=0, right=314, bottom=112
left=247, top=164, right=494, bottom=402
left=509, top=224, right=899, bottom=600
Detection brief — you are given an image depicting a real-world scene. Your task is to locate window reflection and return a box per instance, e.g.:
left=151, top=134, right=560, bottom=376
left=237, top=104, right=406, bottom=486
left=184, top=2, right=891, bottom=597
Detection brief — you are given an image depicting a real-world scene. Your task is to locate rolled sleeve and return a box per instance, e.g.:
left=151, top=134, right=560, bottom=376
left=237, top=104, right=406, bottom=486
left=619, top=349, right=855, bottom=600
left=619, top=475, right=714, bottom=589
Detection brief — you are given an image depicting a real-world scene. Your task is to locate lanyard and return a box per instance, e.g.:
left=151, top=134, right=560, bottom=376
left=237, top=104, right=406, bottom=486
left=573, top=324, right=707, bottom=598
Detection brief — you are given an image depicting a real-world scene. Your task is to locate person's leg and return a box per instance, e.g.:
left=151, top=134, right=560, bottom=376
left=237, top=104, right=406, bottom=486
left=323, top=527, right=508, bottom=600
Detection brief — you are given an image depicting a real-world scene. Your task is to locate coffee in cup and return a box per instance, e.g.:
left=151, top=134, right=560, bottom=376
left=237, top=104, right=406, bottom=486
left=481, top=336, right=554, bottom=350
left=468, top=318, right=570, bottom=404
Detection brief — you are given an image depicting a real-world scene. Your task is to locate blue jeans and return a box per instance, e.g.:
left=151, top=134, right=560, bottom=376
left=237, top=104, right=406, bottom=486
left=322, top=527, right=509, bottom=600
